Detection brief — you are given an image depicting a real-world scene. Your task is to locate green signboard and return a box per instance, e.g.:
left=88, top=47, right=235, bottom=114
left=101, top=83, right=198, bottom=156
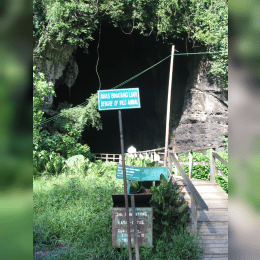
left=97, top=88, right=141, bottom=111
left=116, top=165, right=169, bottom=181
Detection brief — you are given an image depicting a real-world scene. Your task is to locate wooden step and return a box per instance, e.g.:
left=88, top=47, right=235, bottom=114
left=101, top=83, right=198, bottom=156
left=187, top=226, right=228, bottom=235
left=203, top=247, right=228, bottom=254
left=183, top=185, right=226, bottom=193
left=174, top=177, right=220, bottom=186
left=201, top=256, right=228, bottom=260
left=185, top=199, right=228, bottom=209
left=186, top=221, right=228, bottom=228
left=200, top=239, right=228, bottom=244
left=200, top=234, right=228, bottom=240
left=182, top=191, right=228, bottom=200
left=187, top=210, right=228, bottom=222
left=186, top=221, right=228, bottom=234
left=202, top=243, right=228, bottom=248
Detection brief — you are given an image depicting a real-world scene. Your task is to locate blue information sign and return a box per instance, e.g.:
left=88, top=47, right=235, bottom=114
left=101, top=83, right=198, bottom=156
left=98, top=88, right=141, bottom=111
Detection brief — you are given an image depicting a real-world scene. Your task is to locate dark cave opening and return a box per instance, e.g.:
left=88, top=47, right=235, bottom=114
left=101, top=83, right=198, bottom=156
left=54, top=23, right=191, bottom=154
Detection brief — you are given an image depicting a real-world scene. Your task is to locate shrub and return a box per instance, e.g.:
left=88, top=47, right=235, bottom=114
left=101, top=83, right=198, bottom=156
left=177, top=140, right=228, bottom=192
left=150, top=174, right=189, bottom=234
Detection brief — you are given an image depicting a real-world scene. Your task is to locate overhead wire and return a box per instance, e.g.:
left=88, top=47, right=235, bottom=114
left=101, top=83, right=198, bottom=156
left=34, top=50, right=227, bottom=128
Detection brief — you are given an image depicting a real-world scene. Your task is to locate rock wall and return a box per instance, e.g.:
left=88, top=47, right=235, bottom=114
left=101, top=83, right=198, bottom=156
left=170, top=54, right=228, bottom=152
left=35, top=43, right=78, bottom=106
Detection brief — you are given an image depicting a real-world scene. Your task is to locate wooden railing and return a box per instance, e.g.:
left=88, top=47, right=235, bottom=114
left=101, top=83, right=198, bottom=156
left=94, top=147, right=166, bottom=164
left=211, top=149, right=228, bottom=181
left=95, top=146, right=228, bottom=234
left=168, top=151, right=208, bottom=234
left=168, top=147, right=228, bottom=234
left=94, top=147, right=228, bottom=183
left=94, top=153, right=122, bottom=163
left=169, top=147, right=228, bottom=182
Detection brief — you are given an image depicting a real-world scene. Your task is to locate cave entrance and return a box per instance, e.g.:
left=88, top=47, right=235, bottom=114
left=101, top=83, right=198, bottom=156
left=54, top=23, right=190, bottom=154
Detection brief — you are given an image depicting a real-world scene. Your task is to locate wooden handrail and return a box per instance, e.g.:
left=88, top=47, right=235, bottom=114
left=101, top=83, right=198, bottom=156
left=169, top=152, right=208, bottom=211
left=172, top=146, right=215, bottom=154
left=216, top=168, right=228, bottom=180
left=212, top=151, right=228, bottom=167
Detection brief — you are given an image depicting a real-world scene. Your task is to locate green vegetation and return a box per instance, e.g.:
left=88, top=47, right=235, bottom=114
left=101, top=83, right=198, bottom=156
left=33, top=67, right=102, bottom=177
left=33, top=1, right=228, bottom=257
left=33, top=0, right=228, bottom=89
left=34, top=161, right=204, bottom=259
left=150, top=175, right=189, bottom=233
left=177, top=138, right=228, bottom=193
left=125, top=155, right=159, bottom=168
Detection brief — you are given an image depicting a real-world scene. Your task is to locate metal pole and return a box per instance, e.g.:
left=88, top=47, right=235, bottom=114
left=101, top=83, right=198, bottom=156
left=118, top=110, right=132, bottom=260
left=131, top=195, right=140, bottom=260
left=164, top=45, right=175, bottom=167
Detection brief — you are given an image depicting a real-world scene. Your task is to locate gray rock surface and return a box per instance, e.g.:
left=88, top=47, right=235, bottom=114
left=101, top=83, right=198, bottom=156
left=170, top=55, right=228, bottom=152
left=35, top=43, right=78, bottom=106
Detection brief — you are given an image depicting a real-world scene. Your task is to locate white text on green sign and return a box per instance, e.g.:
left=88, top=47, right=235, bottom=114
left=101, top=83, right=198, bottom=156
left=116, top=165, right=169, bottom=181
left=98, top=88, right=141, bottom=111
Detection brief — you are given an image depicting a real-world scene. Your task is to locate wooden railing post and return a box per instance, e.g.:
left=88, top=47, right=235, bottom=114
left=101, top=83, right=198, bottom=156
left=174, top=153, right=178, bottom=176
left=189, top=151, right=193, bottom=179
left=190, top=195, right=198, bottom=234
left=210, top=148, right=216, bottom=183
left=167, top=152, right=172, bottom=174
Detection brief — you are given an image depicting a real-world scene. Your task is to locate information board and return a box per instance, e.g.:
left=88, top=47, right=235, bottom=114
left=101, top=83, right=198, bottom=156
left=116, top=165, right=169, bottom=181
left=98, top=88, right=141, bottom=111
left=112, top=207, right=153, bottom=248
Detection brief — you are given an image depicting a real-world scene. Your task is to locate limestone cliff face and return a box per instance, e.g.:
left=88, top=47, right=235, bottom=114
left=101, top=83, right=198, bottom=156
left=35, top=44, right=78, bottom=106
left=170, top=55, right=228, bottom=152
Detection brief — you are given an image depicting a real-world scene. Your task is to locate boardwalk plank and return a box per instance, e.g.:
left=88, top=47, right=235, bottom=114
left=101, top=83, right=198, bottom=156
left=187, top=227, right=228, bottom=235
left=184, top=185, right=225, bottom=193
left=202, top=244, right=228, bottom=248
left=201, top=234, right=228, bottom=240
left=199, top=239, right=228, bottom=244
left=175, top=175, right=228, bottom=259
left=201, top=257, right=228, bottom=260
left=185, top=200, right=228, bottom=209
left=183, top=192, right=228, bottom=200
left=204, top=248, right=228, bottom=254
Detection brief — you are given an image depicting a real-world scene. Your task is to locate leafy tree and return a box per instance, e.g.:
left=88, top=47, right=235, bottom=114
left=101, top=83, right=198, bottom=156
left=33, top=68, right=102, bottom=175
left=33, top=65, right=55, bottom=149
left=33, top=0, right=228, bottom=89
left=53, top=94, right=102, bottom=140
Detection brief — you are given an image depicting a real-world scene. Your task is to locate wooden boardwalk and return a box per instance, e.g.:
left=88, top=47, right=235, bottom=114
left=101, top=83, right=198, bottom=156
left=174, top=176, right=228, bottom=260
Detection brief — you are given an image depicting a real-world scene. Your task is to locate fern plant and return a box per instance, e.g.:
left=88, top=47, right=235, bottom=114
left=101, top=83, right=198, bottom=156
left=150, top=174, right=189, bottom=234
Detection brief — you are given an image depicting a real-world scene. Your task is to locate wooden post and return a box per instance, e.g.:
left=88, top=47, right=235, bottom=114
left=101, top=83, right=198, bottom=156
left=190, top=195, right=198, bottom=234
left=210, top=148, right=216, bottom=183
left=167, top=150, right=172, bottom=175
left=174, top=153, right=179, bottom=176
left=189, top=151, right=193, bottom=179
left=164, top=45, right=175, bottom=166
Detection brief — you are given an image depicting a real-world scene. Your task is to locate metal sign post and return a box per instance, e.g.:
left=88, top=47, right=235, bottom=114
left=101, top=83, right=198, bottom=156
left=98, top=88, right=141, bottom=260
left=118, top=109, right=133, bottom=259
left=131, top=195, right=139, bottom=260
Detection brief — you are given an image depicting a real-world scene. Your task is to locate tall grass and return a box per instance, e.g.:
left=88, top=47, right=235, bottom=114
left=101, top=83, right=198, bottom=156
left=34, top=162, right=204, bottom=259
